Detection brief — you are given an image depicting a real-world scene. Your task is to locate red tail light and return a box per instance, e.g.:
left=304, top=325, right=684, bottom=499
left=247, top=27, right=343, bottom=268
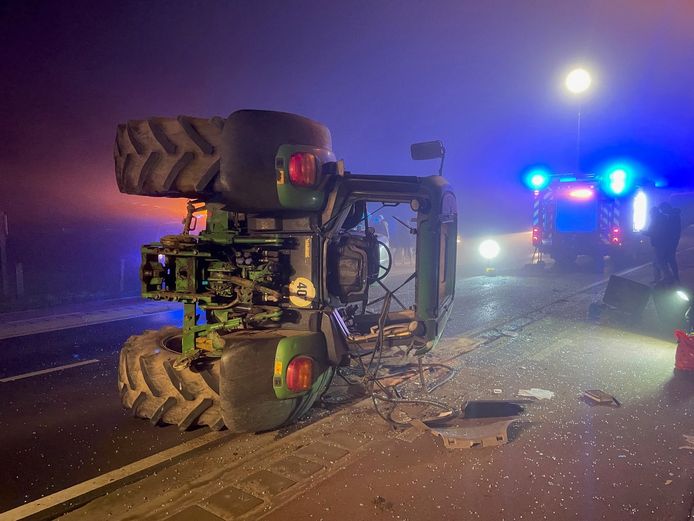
left=286, top=356, right=313, bottom=392
left=610, top=227, right=622, bottom=245
left=532, top=226, right=542, bottom=246
left=288, top=153, right=317, bottom=187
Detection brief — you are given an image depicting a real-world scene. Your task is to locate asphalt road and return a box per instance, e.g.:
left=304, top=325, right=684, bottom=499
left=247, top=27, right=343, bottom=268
left=0, top=309, right=206, bottom=512
left=0, top=229, right=679, bottom=515
left=59, top=249, right=694, bottom=521
left=265, top=264, right=694, bottom=521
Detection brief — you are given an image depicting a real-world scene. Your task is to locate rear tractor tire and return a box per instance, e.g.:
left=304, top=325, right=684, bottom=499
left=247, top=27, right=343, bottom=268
left=115, top=116, right=224, bottom=198
left=219, top=331, right=334, bottom=433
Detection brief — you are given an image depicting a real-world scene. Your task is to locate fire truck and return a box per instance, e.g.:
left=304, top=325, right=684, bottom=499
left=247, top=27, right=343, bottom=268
left=526, top=168, right=652, bottom=268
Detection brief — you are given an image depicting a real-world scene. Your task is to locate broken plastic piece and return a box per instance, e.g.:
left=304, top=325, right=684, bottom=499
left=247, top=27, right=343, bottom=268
left=583, top=389, right=620, bottom=406
left=680, top=434, right=694, bottom=450
left=518, top=388, right=555, bottom=400
left=426, top=419, right=517, bottom=449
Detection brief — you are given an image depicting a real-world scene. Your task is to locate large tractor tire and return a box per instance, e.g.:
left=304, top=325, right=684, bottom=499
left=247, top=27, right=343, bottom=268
left=115, top=116, right=224, bottom=198
left=114, top=110, right=334, bottom=212
left=118, top=327, right=333, bottom=433
left=118, top=327, right=225, bottom=431
left=219, top=331, right=334, bottom=433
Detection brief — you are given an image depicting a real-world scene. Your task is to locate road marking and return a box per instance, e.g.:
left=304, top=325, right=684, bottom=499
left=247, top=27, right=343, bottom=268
left=0, top=359, right=100, bottom=383
left=0, top=430, right=232, bottom=521
left=0, top=304, right=179, bottom=341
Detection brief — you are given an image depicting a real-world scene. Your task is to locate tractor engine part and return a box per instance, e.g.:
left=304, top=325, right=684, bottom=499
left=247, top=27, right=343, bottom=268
left=326, top=233, right=381, bottom=303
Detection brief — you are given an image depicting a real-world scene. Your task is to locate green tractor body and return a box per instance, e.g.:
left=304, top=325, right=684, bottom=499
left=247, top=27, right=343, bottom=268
left=115, top=110, right=457, bottom=432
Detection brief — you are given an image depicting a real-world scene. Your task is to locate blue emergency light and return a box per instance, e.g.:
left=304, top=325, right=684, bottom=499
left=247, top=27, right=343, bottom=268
left=523, top=168, right=551, bottom=190
left=600, top=161, right=640, bottom=197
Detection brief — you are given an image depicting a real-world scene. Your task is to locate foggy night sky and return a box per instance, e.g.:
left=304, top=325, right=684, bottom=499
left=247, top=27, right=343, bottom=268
left=1, top=0, right=693, bottom=234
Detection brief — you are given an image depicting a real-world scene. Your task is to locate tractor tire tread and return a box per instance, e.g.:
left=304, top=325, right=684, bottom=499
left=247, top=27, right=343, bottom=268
left=122, top=349, right=136, bottom=390
left=150, top=396, right=177, bottom=426
left=139, top=356, right=161, bottom=398
left=115, top=116, right=224, bottom=198
left=199, top=368, right=220, bottom=395
left=118, top=327, right=224, bottom=431
left=178, top=398, right=213, bottom=431
left=163, top=359, right=195, bottom=401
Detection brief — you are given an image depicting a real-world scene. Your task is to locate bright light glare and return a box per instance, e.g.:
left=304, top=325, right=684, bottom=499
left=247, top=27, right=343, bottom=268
left=609, top=169, right=627, bottom=195
left=524, top=168, right=551, bottom=191
left=568, top=188, right=594, bottom=199
left=633, top=190, right=648, bottom=232
left=676, top=290, right=690, bottom=302
left=566, top=68, right=591, bottom=94
left=601, top=162, right=638, bottom=197
left=479, top=239, right=500, bottom=260
left=530, top=174, right=546, bottom=188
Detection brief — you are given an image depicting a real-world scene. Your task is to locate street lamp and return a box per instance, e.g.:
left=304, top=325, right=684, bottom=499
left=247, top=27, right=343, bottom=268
left=564, top=67, right=592, bottom=172
left=565, top=68, right=591, bottom=94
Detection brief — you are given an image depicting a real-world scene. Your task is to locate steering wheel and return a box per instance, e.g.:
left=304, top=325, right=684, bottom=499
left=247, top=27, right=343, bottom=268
left=375, top=240, right=393, bottom=282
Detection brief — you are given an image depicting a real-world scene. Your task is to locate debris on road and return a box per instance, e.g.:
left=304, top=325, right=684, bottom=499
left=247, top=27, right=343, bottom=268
left=679, top=434, right=694, bottom=450
left=372, top=495, right=394, bottom=512
left=518, top=388, right=555, bottom=400
left=583, top=389, right=621, bottom=407
left=424, top=419, right=518, bottom=449
left=492, top=388, right=503, bottom=394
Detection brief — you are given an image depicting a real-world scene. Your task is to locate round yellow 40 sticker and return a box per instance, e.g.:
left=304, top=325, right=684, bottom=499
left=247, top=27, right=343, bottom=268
left=289, top=277, right=316, bottom=308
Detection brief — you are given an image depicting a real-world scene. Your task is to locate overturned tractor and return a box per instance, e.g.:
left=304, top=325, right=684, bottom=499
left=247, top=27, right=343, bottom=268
left=115, top=110, right=457, bottom=432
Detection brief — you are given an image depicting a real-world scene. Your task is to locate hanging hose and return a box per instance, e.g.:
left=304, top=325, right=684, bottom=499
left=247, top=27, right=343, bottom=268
left=351, top=287, right=459, bottom=428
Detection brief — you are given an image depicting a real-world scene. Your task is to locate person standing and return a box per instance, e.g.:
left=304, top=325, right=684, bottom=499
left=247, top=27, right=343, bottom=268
left=660, top=202, right=681, bottom=283
left=371, top=214, right=390, bottom=244
left=643, top=206, right=668, bottom=283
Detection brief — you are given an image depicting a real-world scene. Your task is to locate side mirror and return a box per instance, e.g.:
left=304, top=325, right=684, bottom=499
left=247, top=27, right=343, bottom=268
left=410, top=140, right=445, bottom=161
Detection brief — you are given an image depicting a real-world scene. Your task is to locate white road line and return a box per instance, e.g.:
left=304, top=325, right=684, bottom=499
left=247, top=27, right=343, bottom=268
left=0, top=359, right=100, bottom=383
left=0, top=304, right=179, bottom=341
left=0, top=430, right=232, bottom=521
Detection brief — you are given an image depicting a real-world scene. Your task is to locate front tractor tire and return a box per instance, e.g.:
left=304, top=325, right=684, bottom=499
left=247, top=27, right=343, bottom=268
left=118, top=327, right=333, bottom=433
left=118, top=327, right=224, bottom=431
